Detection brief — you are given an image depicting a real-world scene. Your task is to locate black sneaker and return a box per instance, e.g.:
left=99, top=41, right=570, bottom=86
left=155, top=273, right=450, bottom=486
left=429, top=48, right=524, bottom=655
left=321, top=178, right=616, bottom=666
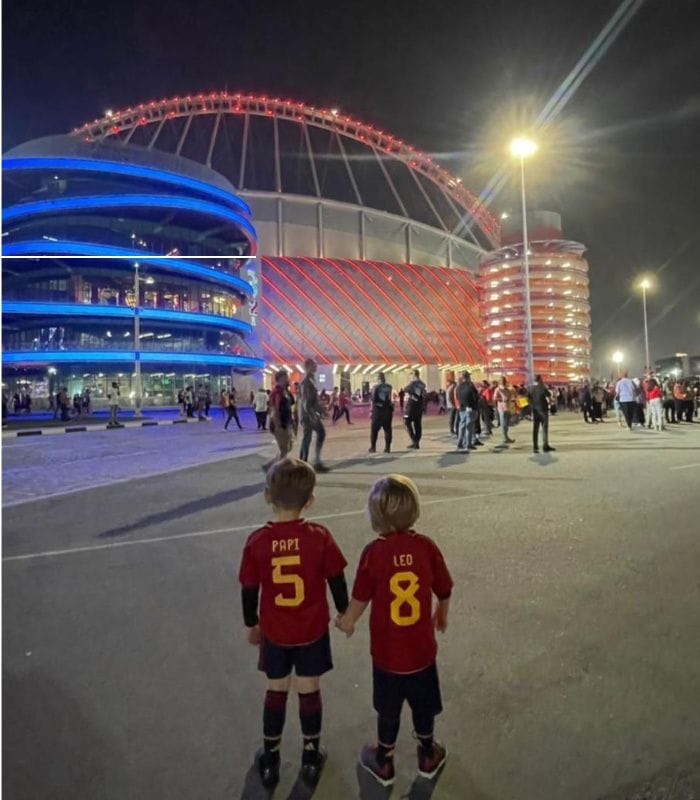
left=533, top=448, right=540, bottom=454
left=407, top=442, right=418, bottom=449
left=359, top=745, right=395, bottom=787
left=417, top=741, right=447, bottom=779
left=474, top=441, right=484, bottom=447
left=543, top=445, right=556, bottom=452
left=368, top=446, right=376, bottom=453
left=301, top=746, right=326, bottom=786
left=313, top=462, right=331, bottom=473
left=256, top=749, right=280, bottom=788
left=384, top=447, right=391, bottom=453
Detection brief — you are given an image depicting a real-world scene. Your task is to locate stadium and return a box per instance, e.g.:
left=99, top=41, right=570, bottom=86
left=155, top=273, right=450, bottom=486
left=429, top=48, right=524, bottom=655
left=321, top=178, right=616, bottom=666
left=71, top=92, right=499, bottom=393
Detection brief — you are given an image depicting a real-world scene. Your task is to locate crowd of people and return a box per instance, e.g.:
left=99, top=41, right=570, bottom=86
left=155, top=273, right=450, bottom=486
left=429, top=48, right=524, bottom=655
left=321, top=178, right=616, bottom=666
left=246, top=361, right=698, bottom=473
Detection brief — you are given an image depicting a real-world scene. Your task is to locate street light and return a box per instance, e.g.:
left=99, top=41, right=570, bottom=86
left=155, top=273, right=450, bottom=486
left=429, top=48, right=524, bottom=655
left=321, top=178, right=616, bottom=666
left=638, top=277, right=652, bottom=370
left=510, top=135, right=538, bottom=385
left=132, top=262, right=154, bottom=418
left=612, top=350, right=624, bottom=378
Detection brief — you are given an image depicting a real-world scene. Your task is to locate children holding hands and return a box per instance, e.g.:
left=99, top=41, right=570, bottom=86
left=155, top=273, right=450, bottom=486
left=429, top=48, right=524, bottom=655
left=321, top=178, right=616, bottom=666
left=239, top=460, right=452, bottom=789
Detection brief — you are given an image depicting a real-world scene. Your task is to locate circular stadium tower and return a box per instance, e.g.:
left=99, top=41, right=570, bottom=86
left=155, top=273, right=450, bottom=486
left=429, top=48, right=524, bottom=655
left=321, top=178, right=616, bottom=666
left=2, top=135, right=262, bottom=405
left=477, top=211, right=591, bottom=384
left=74, top=93, right=500, bottom=390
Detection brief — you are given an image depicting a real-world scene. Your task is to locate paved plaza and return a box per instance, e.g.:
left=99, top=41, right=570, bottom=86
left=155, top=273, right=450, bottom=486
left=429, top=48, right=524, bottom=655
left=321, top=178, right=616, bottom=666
left=3, top=413, right=700, bottom=799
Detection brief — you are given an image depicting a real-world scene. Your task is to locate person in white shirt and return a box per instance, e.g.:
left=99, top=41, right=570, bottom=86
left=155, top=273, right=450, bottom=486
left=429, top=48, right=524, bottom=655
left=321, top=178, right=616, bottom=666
left=615, top=371, right=637, bottom=431
left=253, top=388, right=269, bottom=430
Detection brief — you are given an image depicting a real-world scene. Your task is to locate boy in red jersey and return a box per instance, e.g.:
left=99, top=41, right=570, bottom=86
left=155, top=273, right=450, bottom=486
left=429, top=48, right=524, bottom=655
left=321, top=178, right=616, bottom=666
left=336, top=474, right=453, bottom=786
left=239, top=458, right=348, bottom=787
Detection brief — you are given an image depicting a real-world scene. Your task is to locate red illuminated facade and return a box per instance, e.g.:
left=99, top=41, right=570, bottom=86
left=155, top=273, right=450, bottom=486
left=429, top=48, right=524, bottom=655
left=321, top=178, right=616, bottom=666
left=478, top=213, right=591, bottom=384
left=260, top=257, right=482, bottom=366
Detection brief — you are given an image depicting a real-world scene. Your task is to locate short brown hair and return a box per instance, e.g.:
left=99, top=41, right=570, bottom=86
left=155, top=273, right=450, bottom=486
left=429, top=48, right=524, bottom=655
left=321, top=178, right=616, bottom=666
left=368, top=474, right=420, bottom=534
left=266, top=457, right=316, bottom=510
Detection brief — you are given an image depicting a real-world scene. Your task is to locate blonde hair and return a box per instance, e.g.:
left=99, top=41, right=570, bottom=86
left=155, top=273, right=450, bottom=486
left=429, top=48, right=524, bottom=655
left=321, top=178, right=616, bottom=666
left=368, top=474, right=420, bottom=534
left=266, top=457, right=316, bottom=510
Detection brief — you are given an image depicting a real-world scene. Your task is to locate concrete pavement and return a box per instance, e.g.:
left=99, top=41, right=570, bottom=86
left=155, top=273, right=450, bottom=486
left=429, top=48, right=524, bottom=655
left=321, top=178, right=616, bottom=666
left=3, top=413, right=700, bottom=799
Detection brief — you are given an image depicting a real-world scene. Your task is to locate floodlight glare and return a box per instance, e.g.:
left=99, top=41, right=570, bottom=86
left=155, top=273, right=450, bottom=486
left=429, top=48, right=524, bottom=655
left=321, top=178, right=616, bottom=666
left=510, top=137, right=538, bottom=159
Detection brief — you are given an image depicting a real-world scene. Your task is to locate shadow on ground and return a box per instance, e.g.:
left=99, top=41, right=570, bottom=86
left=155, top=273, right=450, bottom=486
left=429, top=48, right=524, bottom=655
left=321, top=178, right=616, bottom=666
left=97, top=481, right=265, bottom=538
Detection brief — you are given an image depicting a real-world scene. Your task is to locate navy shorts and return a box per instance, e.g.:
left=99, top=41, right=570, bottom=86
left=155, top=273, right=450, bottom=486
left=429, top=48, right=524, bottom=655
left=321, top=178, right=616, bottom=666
left=373, top=663, right=442, bottom=719
left=258, top=631, right=333, bottom=679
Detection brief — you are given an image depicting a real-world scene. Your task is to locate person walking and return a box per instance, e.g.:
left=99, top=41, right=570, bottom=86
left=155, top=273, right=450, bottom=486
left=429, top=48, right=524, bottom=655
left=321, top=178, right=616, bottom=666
left=196, top=383, right=209, bottom=421
left=445, top=375, right=457, bottom=436
left=591, top=382, right=606, bottom=422
left=227, top=386, right=243, bottom=430
left=403, top=370, right=426, bottom=449
left=580, top=381, right=593, bottom=423
left=368, top=372, right=394, bottom=453
left=493, top=376, right=516, bottom=444
left=398, top=388, right=405, bottom=413
left=107, top=382, right=121, bottom=428
left=455, top=371, right=480, bottom=451
left=298, top=358, right=330, bottom=472
left=254, top=387, right=269, bottom=430
left=615, top=371, right=637, bottom=431
left=478, top=380, right=493, bottom=436
left=645, top=377, right=664, bottom=431
left=529, top=375, right=555, bottom=453
left=336, top=389, right=352, bottom=424
left=262, top=370, right=295, bottom=471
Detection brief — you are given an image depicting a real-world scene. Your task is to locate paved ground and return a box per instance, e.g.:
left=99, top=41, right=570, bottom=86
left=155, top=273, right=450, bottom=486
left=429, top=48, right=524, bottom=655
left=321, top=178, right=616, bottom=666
left=3, top=413, right=700, bottom=800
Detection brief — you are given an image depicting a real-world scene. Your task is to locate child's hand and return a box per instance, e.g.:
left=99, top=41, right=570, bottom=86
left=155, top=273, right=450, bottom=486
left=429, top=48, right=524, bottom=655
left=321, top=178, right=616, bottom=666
left=335, top=613, right=354, bottom=637
left=246, top=625, right=261, bottom=645
left=433, top=611, right=448, bottom=633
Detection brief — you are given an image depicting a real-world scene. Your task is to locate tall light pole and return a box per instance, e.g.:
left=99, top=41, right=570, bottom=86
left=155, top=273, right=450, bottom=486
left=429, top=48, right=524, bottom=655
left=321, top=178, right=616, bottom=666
left=510, top=136, right=538, bottom=386
left=639, top=278, right=652, bottom=370
left=133, top=262, right=143, bottom=418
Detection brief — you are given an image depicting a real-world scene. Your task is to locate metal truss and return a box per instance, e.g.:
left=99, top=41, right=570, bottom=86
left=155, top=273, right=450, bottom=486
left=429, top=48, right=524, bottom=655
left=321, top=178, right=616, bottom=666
left=74, top=92, right=500, bottom=248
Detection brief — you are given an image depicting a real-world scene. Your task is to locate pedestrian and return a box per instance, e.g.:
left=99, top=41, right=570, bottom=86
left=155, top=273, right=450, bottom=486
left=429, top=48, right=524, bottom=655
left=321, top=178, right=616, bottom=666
left=368, top=371, right=394, bottom=453
left=73, top=393, right=82, bottom=416
left=291, top=382, right=300, bottom=436
left=615, top=371, right=637, bottom=431
left=398, top=388, right=405, bottom=413
left=107, top=382, right=120, bottom=427
left=196, top=383, right=209, bottom=421
left=336, top=474, right=452, bottom=787
left=12, top=392, right=21, bottom=414
left=528, top=374, right=556, bottom=453
left=493, top=376, right=516, bottom=444
left=24, top=391, right=33, bottom=414
left=298, top=358, right=330, bottom=472
left=254, top=387, right=269, bottom=430
left=184, top=386, right=194, bottom=418
left=336, top=389, right=352, bottom=424
left=263, top=370, right=295, bottom=470
left=455, top=371, right=479, bottom=451
left=403, top=370, right=426, bottom=450
left=478, top=380, right=493, bottom=436
left=646, top=377, right=664, bottom=431
left=330, top=387, right=340, bottom=423
left=204, top=384, right=212, bottom=417
left=238, top=458, right=349, bottom=787
left=437, top=389, right=447, bottom=415
left=580, top=381, right=593, bottom=423
left=591, top=382, right=606, bottom=422
left=445, top=375, right=457, bottom=436
left=82, top=388, right=91, bottom=415
left=224, top=386, right=243, bottom=430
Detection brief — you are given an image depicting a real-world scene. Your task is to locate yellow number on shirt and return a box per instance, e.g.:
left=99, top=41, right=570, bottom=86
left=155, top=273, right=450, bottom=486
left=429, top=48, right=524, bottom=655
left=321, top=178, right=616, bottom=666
left=271, top=556, right=305, bottom=607
left=389, top=571, right=420, bottom=626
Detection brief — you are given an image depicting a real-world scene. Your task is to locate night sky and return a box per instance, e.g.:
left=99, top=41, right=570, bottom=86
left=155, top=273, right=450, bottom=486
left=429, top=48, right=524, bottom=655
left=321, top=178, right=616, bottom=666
left=3, top=0, right=699, bottom=373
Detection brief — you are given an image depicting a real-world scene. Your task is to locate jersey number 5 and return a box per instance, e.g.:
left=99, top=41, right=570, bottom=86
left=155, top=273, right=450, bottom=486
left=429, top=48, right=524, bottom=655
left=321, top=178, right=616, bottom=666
left=272, top=556, right=305, bottom=607
left=389, top=570, right=420, bottom=626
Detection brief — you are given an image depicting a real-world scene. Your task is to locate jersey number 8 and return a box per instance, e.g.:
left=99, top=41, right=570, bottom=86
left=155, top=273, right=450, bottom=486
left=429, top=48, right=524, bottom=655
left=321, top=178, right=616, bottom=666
left=271, top=556, right=305, bottom=607
left=389, top=570, right=420, bottom=626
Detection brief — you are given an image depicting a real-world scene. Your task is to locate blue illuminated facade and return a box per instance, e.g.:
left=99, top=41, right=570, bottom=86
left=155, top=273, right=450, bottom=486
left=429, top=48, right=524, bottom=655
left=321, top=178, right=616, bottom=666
left=2, top=135, right=263, bottom=406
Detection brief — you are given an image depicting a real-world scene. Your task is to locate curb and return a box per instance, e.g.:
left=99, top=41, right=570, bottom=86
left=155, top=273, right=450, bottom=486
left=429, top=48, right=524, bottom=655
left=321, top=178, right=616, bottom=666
left=2, top=417, right=206, bottom=438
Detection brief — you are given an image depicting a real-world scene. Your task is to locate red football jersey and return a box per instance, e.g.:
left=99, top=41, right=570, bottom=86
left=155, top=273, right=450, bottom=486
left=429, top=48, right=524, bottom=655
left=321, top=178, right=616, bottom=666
left=239, top=520, right=347, bottom=646
left=352, top=530, right=453, bottom=674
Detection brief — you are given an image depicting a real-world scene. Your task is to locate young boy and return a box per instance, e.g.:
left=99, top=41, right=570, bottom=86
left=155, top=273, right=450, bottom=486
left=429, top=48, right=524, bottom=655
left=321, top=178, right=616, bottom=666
left=238, top=457, right=349, bottom=787
left=336, top=474, right=453, bottom=786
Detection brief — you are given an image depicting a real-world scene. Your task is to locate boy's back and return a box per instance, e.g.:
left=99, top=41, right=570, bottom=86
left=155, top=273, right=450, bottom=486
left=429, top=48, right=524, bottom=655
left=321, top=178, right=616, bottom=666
left=240, top=519, right=346, bottom=646
left=353, top=530, right=452, bottom=674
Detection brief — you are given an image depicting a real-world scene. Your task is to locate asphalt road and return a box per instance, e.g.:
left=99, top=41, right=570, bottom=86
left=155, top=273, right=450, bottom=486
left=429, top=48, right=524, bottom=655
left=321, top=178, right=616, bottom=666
left=3, top=414, right=700, bottom=800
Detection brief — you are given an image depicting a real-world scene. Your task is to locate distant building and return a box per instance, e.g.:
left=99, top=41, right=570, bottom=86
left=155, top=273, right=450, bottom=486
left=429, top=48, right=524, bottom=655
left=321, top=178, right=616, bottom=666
left=654, top=354, right=700, bottom=378
left=477, top=211, right=591, bottom=384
